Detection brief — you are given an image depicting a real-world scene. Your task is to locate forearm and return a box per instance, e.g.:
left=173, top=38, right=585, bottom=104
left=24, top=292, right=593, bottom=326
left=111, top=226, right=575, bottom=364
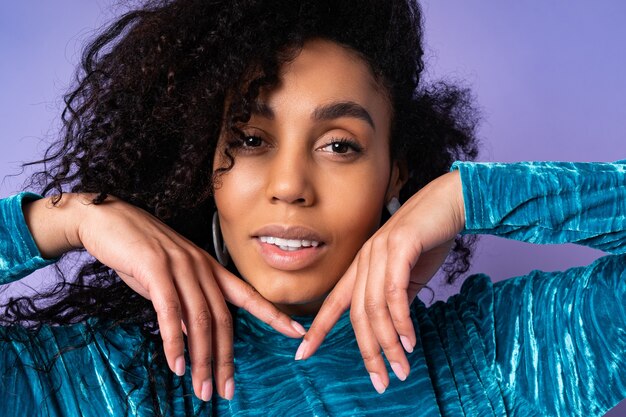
left=454, top=161, right=626, bottom=254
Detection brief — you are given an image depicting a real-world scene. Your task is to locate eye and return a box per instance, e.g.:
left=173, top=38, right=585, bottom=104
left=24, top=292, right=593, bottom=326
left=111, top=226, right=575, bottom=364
left=329, top=142, right=351, bottom=154
left=242, top=135, right=264, bottom=148
left=226, top=133, right=268, bottom=154
left=318, top=138, right=363, bottom=155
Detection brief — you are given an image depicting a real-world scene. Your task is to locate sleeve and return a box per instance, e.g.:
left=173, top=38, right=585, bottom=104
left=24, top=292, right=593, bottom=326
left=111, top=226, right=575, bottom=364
left=451, top=161, right=626, bottom=416
left=451, top=160, right=626, bottom=254
left=0, top=192, right=58, bottom=284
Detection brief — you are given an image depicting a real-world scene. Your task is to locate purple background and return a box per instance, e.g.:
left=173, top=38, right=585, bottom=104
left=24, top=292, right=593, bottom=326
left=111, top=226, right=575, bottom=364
left=1, top=2, right=625, bottom=414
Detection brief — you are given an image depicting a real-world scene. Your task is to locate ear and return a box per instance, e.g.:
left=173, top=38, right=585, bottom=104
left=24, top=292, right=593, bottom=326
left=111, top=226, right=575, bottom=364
left=385, top=158, right=408, bottom=202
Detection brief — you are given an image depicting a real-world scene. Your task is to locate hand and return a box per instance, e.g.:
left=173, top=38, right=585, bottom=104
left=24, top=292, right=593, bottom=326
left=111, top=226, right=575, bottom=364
left=24, top=194, right=306, bottom=401
left=298, top=171, right=465, bottom=393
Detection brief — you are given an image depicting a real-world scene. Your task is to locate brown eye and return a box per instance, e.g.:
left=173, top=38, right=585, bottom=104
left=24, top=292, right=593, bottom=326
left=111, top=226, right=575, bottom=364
left=319, top=138, right=363, bottom=155
left=243, top=136, right=264, bottom=147
left=330, top=142, right=351, bottom=154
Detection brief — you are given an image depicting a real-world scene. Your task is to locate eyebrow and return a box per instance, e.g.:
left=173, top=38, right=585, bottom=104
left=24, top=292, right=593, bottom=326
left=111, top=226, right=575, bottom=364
left=251, top=100, right=376, bottom=130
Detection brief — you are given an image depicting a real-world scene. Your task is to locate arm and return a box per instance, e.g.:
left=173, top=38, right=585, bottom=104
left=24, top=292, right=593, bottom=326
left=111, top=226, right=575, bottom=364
left=454, top=160, right=626, bottom=253
left=306, top=160, right=626, bottom=400
left=0, top=192, right=58, bottom=283
left=0, top=191, right=305, bottom=401
left=452, top=161, right=626, bottom=415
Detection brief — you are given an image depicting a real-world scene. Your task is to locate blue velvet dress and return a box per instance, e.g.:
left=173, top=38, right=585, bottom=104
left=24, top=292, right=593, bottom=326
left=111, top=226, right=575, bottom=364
left=0, top=161, right=624, bottom=416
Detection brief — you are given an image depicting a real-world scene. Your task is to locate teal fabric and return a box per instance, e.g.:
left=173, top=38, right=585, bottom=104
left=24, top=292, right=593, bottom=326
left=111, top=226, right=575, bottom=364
left=0, top=161, right=624, bottom=416
left=0, top=192, right=56, bottom=282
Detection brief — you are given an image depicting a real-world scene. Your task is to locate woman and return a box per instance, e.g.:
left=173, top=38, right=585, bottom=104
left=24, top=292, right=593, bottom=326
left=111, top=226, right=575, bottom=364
left=1, top=0, right=625, bottom=416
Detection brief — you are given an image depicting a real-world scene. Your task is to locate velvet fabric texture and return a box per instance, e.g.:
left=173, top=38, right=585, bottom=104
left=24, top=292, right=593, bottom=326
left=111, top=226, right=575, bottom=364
left=0, top=161, right=624, bottom=416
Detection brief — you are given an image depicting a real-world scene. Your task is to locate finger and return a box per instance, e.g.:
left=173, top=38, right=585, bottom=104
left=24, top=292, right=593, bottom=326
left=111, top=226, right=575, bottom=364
left=364, top=235, right=410, bottom=382
left=298, top=259, right=357, bottom=360
left=212, top=261, right=306, bottom=339
left=171, top=257, right=214, bottom=402
left=198, top=262, right=235, bottom=401
left=147, top=274, right=186, bottom=379
left=351, top=244, right=390, bottom=393
left=384, top=233, right=418, bottom=353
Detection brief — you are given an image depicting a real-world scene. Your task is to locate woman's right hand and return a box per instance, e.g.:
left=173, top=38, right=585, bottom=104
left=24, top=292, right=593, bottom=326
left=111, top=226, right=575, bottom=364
left=23, top=193, right=306, bottom=402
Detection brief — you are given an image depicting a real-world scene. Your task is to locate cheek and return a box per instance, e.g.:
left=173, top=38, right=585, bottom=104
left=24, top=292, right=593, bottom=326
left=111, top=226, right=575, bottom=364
left=319, top=163, right=390, bottom=243
left=214, top=159, right=265, bottom=217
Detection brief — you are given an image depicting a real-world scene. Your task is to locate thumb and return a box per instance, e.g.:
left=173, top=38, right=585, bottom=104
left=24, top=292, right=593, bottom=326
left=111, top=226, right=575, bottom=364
left=296, top=260, right=357, bottom=360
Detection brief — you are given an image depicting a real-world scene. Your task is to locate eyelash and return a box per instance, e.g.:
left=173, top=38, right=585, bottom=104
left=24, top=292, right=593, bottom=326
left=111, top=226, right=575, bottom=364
left=319, top=137, right=364, bottom=156
left=228, top=135, right=265, bottom=151
left=227, top=135, right=364, bottom=158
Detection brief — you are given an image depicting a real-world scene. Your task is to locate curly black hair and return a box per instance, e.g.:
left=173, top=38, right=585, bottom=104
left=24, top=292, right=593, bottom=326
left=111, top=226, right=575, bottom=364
left=4, top=0, right=479, bottom=330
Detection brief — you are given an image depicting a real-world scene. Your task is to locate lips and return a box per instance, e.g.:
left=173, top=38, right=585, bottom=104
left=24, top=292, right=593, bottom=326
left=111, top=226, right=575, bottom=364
left=252, top=225, right=327, bottom=270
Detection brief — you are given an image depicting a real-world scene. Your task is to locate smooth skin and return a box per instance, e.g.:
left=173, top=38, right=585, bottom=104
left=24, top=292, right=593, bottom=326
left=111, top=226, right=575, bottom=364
left=22, top=193, right=306, bottom=401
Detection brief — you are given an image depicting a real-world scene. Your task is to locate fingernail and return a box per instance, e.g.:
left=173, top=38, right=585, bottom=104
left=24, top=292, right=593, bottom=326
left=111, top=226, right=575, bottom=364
left=294, top=339, right=308, bottom=360
left=390, top=362, right=407, bottom=381
left=201, top=379, right=212, bottom=402
left=174, top=356, right=185, bottom=376
left=369, top=372, right=386, bottom=394
left=224, top=378, right=235, bottom=401
left=400, top=335, right=414, bottom=353
left=291, top=320, right=306, bottom=336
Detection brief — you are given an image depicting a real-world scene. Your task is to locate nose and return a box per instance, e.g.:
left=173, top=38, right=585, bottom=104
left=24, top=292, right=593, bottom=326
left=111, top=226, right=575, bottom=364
left=265, top=146, right=315, bottom=206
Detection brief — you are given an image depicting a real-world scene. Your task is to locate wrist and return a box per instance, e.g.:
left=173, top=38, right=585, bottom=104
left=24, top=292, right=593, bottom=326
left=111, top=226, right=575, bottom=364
left=22, top=193, right=87, bottom=259
left=439, top=171, right=466, bottom=234
left=450, top=170, right=466, bottom=233
left=62, top=193, right=91, bottom=251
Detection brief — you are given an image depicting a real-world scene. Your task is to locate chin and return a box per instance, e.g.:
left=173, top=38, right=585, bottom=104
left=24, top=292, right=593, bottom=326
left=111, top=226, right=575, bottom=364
left=234, top=260, right=340, bottom=314
left=261, top=287, right=324, bottom=305
left=253, top=281, right=331, bottom=315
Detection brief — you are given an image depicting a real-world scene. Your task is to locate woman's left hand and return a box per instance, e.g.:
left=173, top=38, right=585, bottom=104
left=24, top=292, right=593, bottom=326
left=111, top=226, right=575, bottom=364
left=297, top=171, right=466, bottom=393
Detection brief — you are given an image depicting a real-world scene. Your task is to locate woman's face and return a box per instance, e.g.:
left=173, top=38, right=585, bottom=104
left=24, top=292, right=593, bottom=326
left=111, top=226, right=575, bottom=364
left=213, top=39, right=403, bottom=315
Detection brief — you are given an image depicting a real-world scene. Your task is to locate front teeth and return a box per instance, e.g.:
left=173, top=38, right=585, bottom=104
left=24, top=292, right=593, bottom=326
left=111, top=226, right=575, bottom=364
left=259, top=236, right=320, bottom=251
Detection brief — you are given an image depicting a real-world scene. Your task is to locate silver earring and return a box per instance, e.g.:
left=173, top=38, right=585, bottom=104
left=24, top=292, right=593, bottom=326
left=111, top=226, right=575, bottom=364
left=386, top=197, right=401, bottom=215
left=212, top=211, right=230, bottom=266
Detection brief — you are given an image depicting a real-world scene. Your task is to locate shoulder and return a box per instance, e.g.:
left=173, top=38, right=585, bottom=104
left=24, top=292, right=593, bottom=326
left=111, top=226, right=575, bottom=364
left=0, top=319, right=167, bottom=416
left=491, top=253, right=626, bottom=317
left=411, top=273, right=496, bottom=363
left=0, top=318, right=152, bottom=368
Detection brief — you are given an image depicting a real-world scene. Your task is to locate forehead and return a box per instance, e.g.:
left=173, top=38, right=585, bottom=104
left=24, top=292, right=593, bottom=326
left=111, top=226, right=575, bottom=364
left=258, top=39, right=392, bottom=128
left=283, top=39, right=383, bottom=90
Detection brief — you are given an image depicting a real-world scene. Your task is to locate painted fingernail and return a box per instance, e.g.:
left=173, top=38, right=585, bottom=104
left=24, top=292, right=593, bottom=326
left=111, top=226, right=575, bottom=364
left=224, top=378, right=235, bottom=401
left=291, top=320, right=306, bottom=336
left=295, top=339, right=308, bottom=360
left=201, top=379, right=213, bottom=402
left=174, top=356, right=185, bottom=376
left=369, top=372, right=387, bottom=394
left=390, top=362, right=407, bottom=381
left=400, top=335, right=414, bottom=353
